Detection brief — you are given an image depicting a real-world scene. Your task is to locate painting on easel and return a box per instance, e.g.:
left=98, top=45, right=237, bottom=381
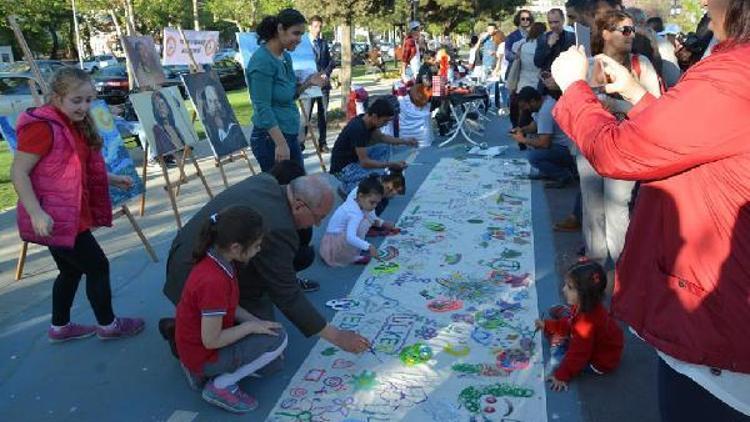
left=0, top=99, right=36, bottom=151
left=129, top=86, right=198, bottom=157
left=122, top=36, right=166, bottom=89
left=182, top=71, right=247, bottom=158
left=89, top=100, right=144, bottom=206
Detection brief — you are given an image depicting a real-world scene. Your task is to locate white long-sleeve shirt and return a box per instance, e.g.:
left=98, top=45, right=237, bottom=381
left=325, top=192, right=382, bottom=251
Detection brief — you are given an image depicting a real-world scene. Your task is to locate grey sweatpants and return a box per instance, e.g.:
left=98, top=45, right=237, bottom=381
left=576, top=154, right=635, bottom=266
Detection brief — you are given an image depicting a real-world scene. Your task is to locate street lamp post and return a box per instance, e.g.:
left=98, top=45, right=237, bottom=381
left=71, top=0, right=84, bottom=68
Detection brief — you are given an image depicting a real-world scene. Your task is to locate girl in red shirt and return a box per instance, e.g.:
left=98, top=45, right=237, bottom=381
left=536, top=259, right=624, bottom=392
left=11, top=67, right=143, bottom=343
left=175, top=206, right=287, bottom=414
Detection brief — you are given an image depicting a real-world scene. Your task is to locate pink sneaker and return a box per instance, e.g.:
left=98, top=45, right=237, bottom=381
left=48, top=323, right=97, bottom=343
left=97, top=317, right=145, bottom=340
left=201, top=382, right=258, bottom=413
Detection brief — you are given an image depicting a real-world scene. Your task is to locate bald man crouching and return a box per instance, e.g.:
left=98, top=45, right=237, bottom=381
left=161, top=173, right=370, bottom=356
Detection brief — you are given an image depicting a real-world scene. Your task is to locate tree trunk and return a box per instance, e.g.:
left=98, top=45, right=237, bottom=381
left=49, top=25, right=60, bottom=59
left=340, top=21, right=353, bottom=109
left=193, top=0, right=200, bottom=30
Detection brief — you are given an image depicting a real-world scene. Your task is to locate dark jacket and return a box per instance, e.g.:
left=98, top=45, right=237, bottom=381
left=534, top=30, right=576, bottom=71
left=163, top=173, right=327, bottom=337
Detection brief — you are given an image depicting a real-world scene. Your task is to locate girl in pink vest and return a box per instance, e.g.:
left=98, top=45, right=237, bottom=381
left=11, top=67, right=144, bottom=343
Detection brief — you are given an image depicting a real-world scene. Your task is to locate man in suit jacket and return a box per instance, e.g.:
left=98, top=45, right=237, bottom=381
left=162, top=173, right=371, bottom=355
left=535, top=8, right=576, bottom=72
left=302, top=15, right=333, bottom=153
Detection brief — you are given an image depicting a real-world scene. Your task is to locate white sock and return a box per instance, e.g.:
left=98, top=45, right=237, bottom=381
left=99, top=320, right=117, bottom=330
left=212, top=335, right=288, bottom=389
left=50, top=323, right=69, bottom=333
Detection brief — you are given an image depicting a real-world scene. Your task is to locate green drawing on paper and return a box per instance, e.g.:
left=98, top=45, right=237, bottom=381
left=424, top=222, right=446, bottom=232
left=451, top=363, right=505, bottom=377
left=350, top=370, right=378, bottom=391
left=458, top=383, right=535, bottom=413
left=444, top=253, right=462, bottom=265
left=467, top=219, right=484, bottom=224
left=443, top=343, right=471, bottom=357
left=321, top=347, right=338, bottom=356
left=501, top=248, right=523, bottom=259
left=372, top=262, right=400, bottom=275
left=399, top=342, right=433, bottom=366
left=411, top=205, right=421, bottom=215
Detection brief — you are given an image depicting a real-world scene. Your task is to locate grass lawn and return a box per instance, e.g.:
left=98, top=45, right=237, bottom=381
left=0, top=142, right=14, bottom=210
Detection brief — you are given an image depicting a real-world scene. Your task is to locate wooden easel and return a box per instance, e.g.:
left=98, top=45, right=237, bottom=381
left=298, top=98, right=327, bottom=172
left=115, top=29, right=214, bottom=227
left=176, top=27, right=256, bottom=188
left=9, top=15, right=158, bottom=281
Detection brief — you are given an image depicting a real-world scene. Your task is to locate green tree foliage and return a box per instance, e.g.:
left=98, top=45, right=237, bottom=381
left=205, top=0, right=294, bottom=32
left=420, top=0, right=526, bottom=34
left=1, top=0, right=75, bottom=58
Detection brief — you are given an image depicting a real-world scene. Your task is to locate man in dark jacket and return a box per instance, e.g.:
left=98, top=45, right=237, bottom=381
left=535, top=8, right=576, bottom=72
left=161, top=174, right=370, bottom=356
left=303, top=15, right=333, bottom=153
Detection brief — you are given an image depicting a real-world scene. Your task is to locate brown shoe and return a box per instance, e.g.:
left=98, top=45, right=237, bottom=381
left=158, top=317, right=179, bottom=359
left=318, top=145, right=330, bottom=153
left=554, top=215, right=581, bottom=232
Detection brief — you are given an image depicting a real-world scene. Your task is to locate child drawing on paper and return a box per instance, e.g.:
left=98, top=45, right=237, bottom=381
left=346, top=171, right=406, bottom=227
left=150, top=90, right=186, bottom=155
left=535, top=259, right=624, bottom=392
left=175, top=206, right=287, bottom=413
left=320, top=176, right=397, bottom=266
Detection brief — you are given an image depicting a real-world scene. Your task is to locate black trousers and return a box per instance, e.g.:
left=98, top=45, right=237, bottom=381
left=304, top=91, right=329, bottom=147
left=48, top=230, right=115, bottom=326
left=658, top=358, right=749, bottom=421
left=294, top=228, right=314, bottom=272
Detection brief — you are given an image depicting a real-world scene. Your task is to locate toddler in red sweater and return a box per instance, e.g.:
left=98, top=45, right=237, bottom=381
left=535, top=259, right=624, bottom=392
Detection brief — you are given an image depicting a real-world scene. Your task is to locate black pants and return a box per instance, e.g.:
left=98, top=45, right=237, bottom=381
left=304, top=91, right=329, bottom=147
left=293, top=228, right=314, bottom=271
left=48, top=231, right=115, bottom=326
left=658, top=358, right=749, bottom=421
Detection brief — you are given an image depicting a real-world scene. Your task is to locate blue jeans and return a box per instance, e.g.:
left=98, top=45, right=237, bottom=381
left=527, top=144, right=575, bottom=182
left=337, top=144, right=390, bottom=194
left=249, top=127, right=303, bottom=173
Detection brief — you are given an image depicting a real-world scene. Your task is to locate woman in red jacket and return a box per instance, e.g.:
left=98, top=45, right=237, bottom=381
left=550, top=0, right=750, bottom=419
left=536, top=260, right=624, bottom=392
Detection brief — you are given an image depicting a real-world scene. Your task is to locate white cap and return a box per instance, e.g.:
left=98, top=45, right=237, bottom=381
left=409, top=21, right=421, bottom=31
left=658, top=23, right=681, bottom=36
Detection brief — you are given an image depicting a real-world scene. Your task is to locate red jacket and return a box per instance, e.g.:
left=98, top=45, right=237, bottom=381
left=545, top=304, right=624, bottom=382
left=16, top=105, right=112, bottom=247
left=553, top=42, right=750, bottom=373
left=402, top=35, right=418, bottom=65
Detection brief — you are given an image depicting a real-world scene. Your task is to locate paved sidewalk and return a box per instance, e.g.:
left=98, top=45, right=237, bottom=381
left=0, top=93, right=659, bottom=421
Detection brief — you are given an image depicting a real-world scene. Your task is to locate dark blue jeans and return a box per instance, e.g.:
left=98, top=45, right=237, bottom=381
left=658, top=358, right=749, bottom=421
left=527, top=144, right=575, bottom=182
left=250, top=127, right=304, bottom=173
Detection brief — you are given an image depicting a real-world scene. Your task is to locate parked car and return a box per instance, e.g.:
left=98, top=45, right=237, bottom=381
left=211, top=58, right=245, bottom=91
left=0, top=60, right=70, bottom=82
left=213, top=48, right=239, bottom=63
left=330, top=42, right=368, bottom=65
left=82, top=54, right=118, bottom=73
left=92, top=65, right=130, bottom=104
left=0, top=72, right=43, bottom=114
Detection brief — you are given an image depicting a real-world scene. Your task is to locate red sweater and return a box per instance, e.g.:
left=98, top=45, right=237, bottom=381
left=544, top=304, right=624, bottom=382
left=553, top=42, right=750, bottom=373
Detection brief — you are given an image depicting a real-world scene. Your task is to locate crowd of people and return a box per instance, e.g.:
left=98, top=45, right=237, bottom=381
left=7, top=0, right=750, bottom=419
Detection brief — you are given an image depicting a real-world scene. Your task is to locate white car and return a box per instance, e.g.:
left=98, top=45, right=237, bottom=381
left=82, top=54, right=118, bottom=73
left=213, top=49, right=240, bottom=63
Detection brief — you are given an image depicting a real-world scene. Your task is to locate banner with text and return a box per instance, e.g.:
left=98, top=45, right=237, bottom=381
left=162, top=28, right=220, bottom=65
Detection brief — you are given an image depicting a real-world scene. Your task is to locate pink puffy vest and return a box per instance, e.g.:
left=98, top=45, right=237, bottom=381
left=16, top=105, right=112, bottom=248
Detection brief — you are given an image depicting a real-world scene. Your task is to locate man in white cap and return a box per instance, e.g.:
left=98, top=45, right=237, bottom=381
left=401, top=20, right=422, bottom=81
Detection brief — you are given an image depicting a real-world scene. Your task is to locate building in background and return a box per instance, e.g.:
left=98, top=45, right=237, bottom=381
left=0, top=46, right=14, bottom=63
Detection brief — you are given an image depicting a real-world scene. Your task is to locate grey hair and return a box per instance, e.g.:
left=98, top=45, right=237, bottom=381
left=289, top=174, right=334, bottom=210
left=625, top=7, right=647, bottom=26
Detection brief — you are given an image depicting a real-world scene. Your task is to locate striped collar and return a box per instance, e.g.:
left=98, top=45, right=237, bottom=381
left=206, top=249, right=235, bottom=278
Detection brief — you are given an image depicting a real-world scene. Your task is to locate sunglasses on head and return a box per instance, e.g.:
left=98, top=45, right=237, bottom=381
left=614, top=25, right=636, bottom=36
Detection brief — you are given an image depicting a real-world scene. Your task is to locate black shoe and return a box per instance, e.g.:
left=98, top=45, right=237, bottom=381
left=158, top=317, right=179, bottom=359
left=318, top=145, right=330, bottom=153
left=297, top=277, right=320, bottom=293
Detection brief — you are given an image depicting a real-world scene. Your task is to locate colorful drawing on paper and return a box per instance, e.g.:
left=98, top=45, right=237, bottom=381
left=268, top=158, right=546, bottom=421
